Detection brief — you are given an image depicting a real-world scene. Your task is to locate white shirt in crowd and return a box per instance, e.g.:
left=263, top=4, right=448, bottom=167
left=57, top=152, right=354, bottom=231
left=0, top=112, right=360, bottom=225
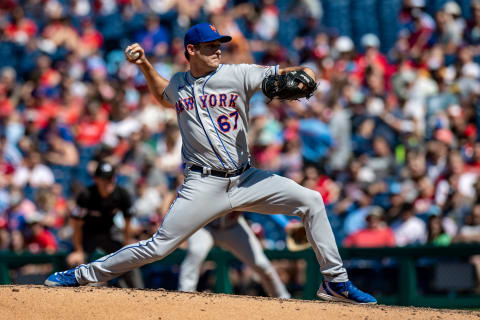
left=392, top=216, right=427, bottom=246
left=13, top=164, right=55, bottom=188
left=459, top=225, right=480, bottom=237
left=102, top=117, right=142, bottom=148
left=134, top=187, right=163, bottom=218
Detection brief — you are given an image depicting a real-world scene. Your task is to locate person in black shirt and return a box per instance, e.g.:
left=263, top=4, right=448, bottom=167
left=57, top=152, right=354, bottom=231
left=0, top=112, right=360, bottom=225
left=67, top=161, right=144, bottom=288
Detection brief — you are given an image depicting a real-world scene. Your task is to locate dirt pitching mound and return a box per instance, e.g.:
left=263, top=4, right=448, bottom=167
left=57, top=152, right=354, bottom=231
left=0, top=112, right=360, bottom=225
left=0, top=285, right=479, bottom=320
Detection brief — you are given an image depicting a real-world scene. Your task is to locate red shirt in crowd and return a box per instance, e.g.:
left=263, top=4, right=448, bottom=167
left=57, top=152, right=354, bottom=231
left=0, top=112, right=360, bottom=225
left=28, top=228, right=58, bottom=252
left=0, top=160, right=15, bottom=176
left=80, top=26, right=103, bottom=52
left=343, top=227, right=396, bottom=248
left=0, top=96, right=14, bottom=118
left=5, top=18, right=37, bottom=42
left=354, top=51, right=395, bottom=89
left=315, top=175, right=335, bottom=205
left=75, top=118, right=107, bottom=146
left=30, top=98, right=61, bottom=129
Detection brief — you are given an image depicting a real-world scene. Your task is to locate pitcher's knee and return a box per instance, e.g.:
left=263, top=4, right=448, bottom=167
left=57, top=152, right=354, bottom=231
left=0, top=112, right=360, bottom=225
left=145, top=238, right=176, bottom=261
left=146, top=229, right=188, bottom=261
left=149, top=246, right=168, bottom=261
left=300, top=190, right=324, bottom=210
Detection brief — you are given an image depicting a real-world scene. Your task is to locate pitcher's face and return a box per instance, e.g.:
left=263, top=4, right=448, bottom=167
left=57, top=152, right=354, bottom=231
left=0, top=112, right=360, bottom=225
left=190, top=40, right=222, bottom=70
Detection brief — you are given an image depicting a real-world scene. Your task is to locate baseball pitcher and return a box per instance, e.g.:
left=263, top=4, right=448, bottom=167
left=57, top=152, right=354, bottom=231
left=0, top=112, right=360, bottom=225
left=45, top=23, right=376, bottom=304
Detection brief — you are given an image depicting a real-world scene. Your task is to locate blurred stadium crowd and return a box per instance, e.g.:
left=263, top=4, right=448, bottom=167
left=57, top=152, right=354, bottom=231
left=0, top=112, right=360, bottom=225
left=0, top=0, right=480, bottom=285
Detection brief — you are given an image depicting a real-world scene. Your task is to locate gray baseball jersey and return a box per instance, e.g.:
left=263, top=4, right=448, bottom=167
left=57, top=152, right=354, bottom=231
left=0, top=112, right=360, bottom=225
left=71, top=63, right=349, bottom=289
left=163, top=64, right=278, bottom=171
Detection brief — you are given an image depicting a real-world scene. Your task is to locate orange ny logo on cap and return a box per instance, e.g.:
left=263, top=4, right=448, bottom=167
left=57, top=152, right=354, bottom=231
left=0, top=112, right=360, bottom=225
left=209, top=25, right=217, bottom=33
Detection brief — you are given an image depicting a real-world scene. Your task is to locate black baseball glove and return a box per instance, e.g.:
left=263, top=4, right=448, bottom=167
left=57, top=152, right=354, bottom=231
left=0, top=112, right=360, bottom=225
left=262, top=70, right=317, bottom=101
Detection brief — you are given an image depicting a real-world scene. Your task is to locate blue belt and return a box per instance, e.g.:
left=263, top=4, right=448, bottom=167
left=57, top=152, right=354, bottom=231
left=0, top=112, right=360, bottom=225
left=190, top=163, right=251, bottom=178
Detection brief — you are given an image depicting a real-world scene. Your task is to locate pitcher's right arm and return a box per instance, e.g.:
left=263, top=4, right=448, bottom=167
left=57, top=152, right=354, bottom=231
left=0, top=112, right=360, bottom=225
left=125, top=43, right=173, bottom=108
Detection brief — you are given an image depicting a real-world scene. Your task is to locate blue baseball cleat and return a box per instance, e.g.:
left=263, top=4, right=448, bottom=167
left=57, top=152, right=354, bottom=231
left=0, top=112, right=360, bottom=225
left=317, top=281, right=377, bottom=304
left=44, top=268, right=79, bottom=287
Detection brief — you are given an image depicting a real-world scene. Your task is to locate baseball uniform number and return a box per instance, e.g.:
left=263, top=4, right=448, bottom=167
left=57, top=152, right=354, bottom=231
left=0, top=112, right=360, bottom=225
left=216, top=111, right=239, bottom=133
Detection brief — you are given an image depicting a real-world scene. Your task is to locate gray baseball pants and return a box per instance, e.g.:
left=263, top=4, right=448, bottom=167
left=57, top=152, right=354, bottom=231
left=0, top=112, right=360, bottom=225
left=179, top=216, right=290, bottom=298
left=74, top=167, right=348, bottom=285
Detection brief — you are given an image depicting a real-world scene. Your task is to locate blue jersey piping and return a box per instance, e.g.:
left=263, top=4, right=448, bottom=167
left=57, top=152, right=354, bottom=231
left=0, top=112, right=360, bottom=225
left=184, top=72, right=227, bottom=169
left=202, top=65, right=238, bottom=169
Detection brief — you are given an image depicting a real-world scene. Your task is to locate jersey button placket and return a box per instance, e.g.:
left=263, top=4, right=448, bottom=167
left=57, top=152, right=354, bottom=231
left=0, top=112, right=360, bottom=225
left=198, top=84, right=223, bottom=157
left=194, top=81, right=223, bottom=168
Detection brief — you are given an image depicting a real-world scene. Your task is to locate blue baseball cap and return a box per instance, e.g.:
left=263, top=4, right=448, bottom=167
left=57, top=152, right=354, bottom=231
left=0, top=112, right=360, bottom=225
left=184, top=23, right=232, bottom=48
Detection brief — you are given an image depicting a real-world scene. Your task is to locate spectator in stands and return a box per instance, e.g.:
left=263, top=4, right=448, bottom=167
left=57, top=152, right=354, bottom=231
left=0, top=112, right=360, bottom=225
left=298, top=103, right=333, bottom=164
left=343, top=207, right=396, bottom=248
left=351, top=117, right=374, bottom=156
left=4, top=6, right=37, bottom=45
left=5, top=187, right=36, bottom=252
left=0, top=133, right=16, bottom=183
left=327, top=102, right=352, bottom=172
left=42, top=14, right=80, bottom=53
left=413, top=176, right=437, bottom=216
left=135, top=14, right=169, bottom=57
left=355, top=33, right=391, bottom=84
left=385, top=183, right=407, bottom=224
left=366, top=136, right=396, bottom=181
left=426, top=215, right=451, bottom=246
left=391, top=202, right=427, bottom=246
left=333, top=36, right=356, bottom=77
left=133, top=179, right=163, bottom=228
left=35, top=187, right=67, bottom=233
left=253, top=0, right=279, bottom=42
left=24, top=212, right=58, bottom=254
left=74, top=101, right=108, bottom=148
left=45, top=128, right=79, bottom=195
left=12, top=151, right=55, bottom=191
left=434, top=4, right=463, bottom=50
left=78, top=18, right=104, bottom=58
left=426, top=138, right=449, bottom=182
left=466, top=0, right=480, bottom=45
left=155, top=122, right=182, bottom=179
left=455, top=203, right=480, bottom=244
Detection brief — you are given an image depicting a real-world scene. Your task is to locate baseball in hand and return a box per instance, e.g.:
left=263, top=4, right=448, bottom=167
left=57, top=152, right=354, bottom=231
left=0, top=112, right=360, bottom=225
left=127, top=49, right=140, bottom=60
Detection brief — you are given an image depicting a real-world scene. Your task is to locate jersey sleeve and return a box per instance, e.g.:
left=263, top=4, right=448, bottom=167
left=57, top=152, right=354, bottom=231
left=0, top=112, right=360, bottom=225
left=119, top=188, right=134, bottom=218
left=241, top=64, right=278, bottom=98
left=162, top=85, right=174, bottom=104
left=162, top=73, right=179, bottom=104
left=72, top=191, right=89, bottom=219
